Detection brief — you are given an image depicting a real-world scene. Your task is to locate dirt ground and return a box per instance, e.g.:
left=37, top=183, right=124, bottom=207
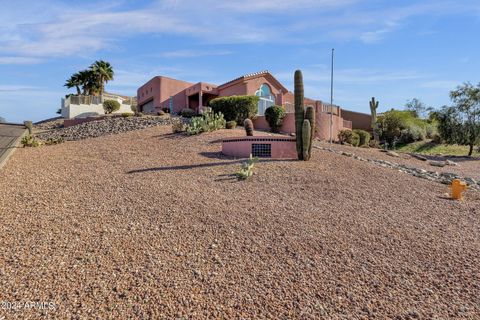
left=0, top=126, right=478, bottom=319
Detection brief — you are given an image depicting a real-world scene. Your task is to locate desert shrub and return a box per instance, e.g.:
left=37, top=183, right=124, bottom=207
left=45, top=137, right=64, bottom=145
left=338, top=130, right=360, bottom=146
left=181, top=108, right=196, bottom=118
left=226, top=121, right=237, bottom=129
left=21, top=135, right=40, bottom=147
left=236, top=154, right=258, bottom=180
left=103, top=100, right=121, bottom=114
left=377, top=110, right=430, bottom=145
left=353, top=129, right=371, bottom=146
left=185, top=111, right=226, bottom=135
left=425, top=122, right=438, bottom=139
left=135, top=111, right=143, bottom=117
left=172, top=119, right=184, bottom=133
left=121, top=112, right=133, bottom=118
left=399, top=125, right=425, bottom=144
left=210, top=95, right=259, bottom=124
left=431, top=133, right=442, bottom=143
left=130, top=104, right=137, bottom=112
left=350, top=132, right=360, bottom=147
left=264, top=105, right=286, bottom=133
left=338, top=130, right=353, bottom=144
left=369, top=139, right=380, bottom=148
left=157, top=110, right=165, bottom=116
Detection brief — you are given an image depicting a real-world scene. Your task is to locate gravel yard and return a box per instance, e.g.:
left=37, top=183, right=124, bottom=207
left=0, top=126, right=479, bottom=319
left=317, top=141, right=480, bottom=181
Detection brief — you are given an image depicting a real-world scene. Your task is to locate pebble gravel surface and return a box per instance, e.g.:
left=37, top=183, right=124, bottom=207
left=0, top=127, right=479, bottom=319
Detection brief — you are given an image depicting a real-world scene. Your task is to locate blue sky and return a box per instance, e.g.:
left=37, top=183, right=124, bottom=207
left=1, top=0, right=479, bottom=123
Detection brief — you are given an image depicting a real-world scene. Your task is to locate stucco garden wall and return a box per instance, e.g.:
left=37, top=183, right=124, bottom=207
left=253, top=112, right=349, bottom=141
left=61, top=100, right=133, bottom=119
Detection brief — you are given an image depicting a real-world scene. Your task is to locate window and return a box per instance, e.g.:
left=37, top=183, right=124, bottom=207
left=252, top=143, right=271, bottom=158
left=255, top=84, right=275, bottom=116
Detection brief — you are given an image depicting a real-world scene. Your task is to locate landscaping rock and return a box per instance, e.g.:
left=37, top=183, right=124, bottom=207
left=314, top=144, right=479, bottom=191
left=386, top=151, right=400, bottom=157
left=429, top=161, right=446, bottom=167
left=411, top=154, right=428, bottom=161
left=35, top=116, right=178, bottom=141
left=446, top=159, right=458, bottom=166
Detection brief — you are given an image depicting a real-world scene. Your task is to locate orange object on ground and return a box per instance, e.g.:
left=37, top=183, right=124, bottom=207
left=450, top=179, right=467, bottom=200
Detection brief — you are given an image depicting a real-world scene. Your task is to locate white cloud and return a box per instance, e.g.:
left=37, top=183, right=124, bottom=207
left=420, top=80, right=460, bottom=90
left=219, top=0, right=357, bottom=12
left=157, top=50, right=233, bottom=58
left=0, top=85, right=42, bottom=92
left=1, top=0, right=479, bottom=61
left=0, top=57, right=43, bottom=64
left=276, top=67, right=427, bottom=85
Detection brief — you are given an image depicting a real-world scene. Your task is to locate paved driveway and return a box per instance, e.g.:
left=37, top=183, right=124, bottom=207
left=0, top=123, right=26, bottom=168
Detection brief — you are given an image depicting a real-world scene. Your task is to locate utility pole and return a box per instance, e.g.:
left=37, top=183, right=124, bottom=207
left=329, top=48, right=335, bottom=144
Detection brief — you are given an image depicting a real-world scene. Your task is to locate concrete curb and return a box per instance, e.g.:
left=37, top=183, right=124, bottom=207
left=0, top=124, right=28, bottom=170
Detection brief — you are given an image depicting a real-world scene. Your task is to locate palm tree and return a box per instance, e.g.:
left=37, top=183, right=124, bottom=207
left=64, top=73, right=82, bottom=95
left=90, top=60, right=114, bottom=95
left=79, top=70, right=100, bottom=96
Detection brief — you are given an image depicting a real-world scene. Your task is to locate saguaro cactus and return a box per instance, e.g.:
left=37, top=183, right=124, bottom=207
left=304, top=106, right=315, bottom=160
left=24, top=120, right=33, bottom=135
left=302, top=120, right=311, bottom=161
left=294, top=70, right=305, bottom=160
left=369, top=97, right=379, bottom=142
left=244, top=118, right=254, bottom=136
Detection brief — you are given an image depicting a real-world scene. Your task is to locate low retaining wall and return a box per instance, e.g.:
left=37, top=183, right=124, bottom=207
left=222, top=136, right=297, bottom=159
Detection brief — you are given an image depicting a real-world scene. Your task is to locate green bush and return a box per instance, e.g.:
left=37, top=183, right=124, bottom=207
left=377, top=110, right=431, bottom=145
left=121, top=112, right=133, bottom=118
left=226, top=121, right=237, bottom=129
left=103, top=99, right=121, bottom=114
left=21, top=135, right=40, bottom=147
left=353, top=129, right=371, bottom=146
left=350, top=132, right=360, bottom=147
left=181, top=108, right=196, bottom=118
left=338, top=130, right=360, bottom=146
left=45, top=137, right=64, bottom=145
left=210, top=95, right=259, bottom=124
left=185, top=111, right=226, bottom=135
left=264, top=105, right=286, bottom=133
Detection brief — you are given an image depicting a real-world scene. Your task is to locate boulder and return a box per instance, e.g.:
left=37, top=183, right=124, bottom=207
left=445, top=159, right=458, bottom=166
left=411, top=154, right=427, bottom=161
left=386, top=151, right=400, bottom=157
left=429, top=161, right=446, bottom=167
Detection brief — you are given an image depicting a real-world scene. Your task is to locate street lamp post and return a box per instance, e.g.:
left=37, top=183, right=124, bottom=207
left=329, top=48, right=335, bottom=144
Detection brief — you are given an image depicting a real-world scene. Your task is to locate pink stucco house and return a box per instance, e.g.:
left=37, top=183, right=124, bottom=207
left=137, top=71, right=366, bottom=141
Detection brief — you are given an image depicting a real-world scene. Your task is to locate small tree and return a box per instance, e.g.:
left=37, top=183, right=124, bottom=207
left=103, top=99, right=121, bottom=114
left=437, top=83, right=480, bottom=156
left=264, top=105, right=286, bottom=133
left=405, top=98, right=433, bottom=119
